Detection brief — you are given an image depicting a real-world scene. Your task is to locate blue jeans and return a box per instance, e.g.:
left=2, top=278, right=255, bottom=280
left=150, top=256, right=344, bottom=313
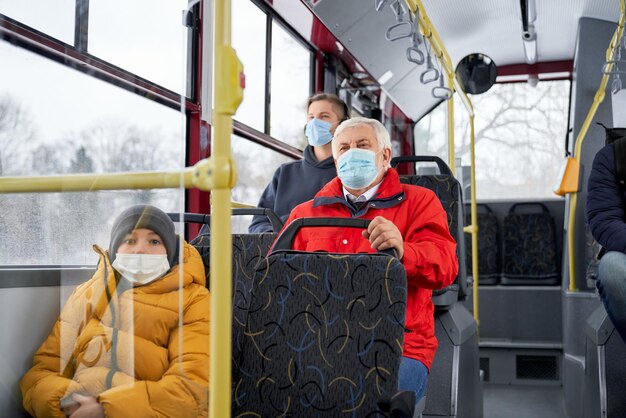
left=398, top=356, right=429, bottom=401
left=597, top=251, right=626, bottom=343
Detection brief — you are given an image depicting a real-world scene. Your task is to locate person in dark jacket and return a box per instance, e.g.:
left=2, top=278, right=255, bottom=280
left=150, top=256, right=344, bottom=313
left=275, top=117, right=458, bottom=401
left=587, top=141, right=626, bottom=343
left=248, top=93, right=349, bottom=233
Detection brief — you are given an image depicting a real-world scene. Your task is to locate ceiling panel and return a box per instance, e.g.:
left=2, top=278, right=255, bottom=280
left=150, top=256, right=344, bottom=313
left=338, top=5, right=419, bottom=87
left=304, top=0, right=374, bottom=37
left=305, top=0, right=622, bottom=121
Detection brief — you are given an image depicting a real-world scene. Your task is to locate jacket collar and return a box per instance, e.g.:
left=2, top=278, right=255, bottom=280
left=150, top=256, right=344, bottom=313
left=313, top=168, right=406, bottom=217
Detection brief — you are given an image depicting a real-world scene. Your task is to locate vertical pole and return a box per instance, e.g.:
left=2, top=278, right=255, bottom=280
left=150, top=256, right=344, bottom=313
left=469, top=115, right=479, bottom=330
left=211, top=0, right=243, bottom=416
left=447, top=93, right=456, bottom=176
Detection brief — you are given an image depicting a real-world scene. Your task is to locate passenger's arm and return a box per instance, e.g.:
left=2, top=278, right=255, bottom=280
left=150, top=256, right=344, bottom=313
left=587, top=148, right=626, bottom=252
left=248, top=167, right=281, bottom=233
left=97, top=288, right=210, bottom=418
left=401, top=192, right=458, bottom=289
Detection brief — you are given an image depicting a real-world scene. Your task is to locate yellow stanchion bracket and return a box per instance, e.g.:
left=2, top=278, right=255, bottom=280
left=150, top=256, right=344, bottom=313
left=216, top=45, right=244, bottom=115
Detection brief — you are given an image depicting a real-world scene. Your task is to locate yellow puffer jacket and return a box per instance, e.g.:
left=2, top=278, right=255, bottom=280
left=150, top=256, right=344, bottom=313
left=20, top=241, right=210, bottom=418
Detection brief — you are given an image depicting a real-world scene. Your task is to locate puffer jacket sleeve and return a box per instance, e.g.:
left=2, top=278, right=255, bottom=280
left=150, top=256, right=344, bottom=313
left=401, top=189, right=459, bottom=289
left=587, top=145, right=626, bottom=252
left=249, top=166, right=282, bottom=233
left=98, top=286, right=210, bottom=418
left=20, top=289, right=86, bottom=417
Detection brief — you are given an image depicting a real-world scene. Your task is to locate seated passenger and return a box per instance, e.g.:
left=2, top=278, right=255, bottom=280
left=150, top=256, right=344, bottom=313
left=20, top=205, right=210, bottom=418
left=587, top=135, right=626, bottom=343
left=278, top=117, right=458, bottom=400
left=248, top=93, right=349, bottom=233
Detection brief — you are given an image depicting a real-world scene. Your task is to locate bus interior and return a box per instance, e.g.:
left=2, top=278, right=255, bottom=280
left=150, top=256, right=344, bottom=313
left=1, top=0, right=625, bottom=417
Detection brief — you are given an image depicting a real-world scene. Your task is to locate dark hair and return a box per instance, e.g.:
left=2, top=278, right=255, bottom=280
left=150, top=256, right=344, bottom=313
left=307, top=93, right=350, bottom=123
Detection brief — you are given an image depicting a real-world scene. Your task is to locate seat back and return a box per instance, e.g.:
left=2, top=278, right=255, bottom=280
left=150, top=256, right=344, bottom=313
left=392, top=156, right=467, bottom=305
left=500, top=203, right=559, bottom=285
left=464, top=203, right=500, bottom=284
left=169, top=210, right=281, bottom=395
left=233, top=217, right=409, bottom=416
left=233, top=250, right=407, bottom=416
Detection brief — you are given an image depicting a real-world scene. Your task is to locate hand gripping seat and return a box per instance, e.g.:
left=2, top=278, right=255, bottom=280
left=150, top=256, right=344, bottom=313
left=233, top=218, right=417, bottom=417
left=464, top=203, right=500, bottom=285
left=391, top=156, right=468, bottom=307
left=500, top=203, right=559, bottom=285
left=168, top=208, right=283, bottom=400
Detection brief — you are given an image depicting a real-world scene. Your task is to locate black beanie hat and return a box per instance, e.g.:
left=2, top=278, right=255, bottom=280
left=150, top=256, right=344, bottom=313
left=109, top=205, right=177, bottom=265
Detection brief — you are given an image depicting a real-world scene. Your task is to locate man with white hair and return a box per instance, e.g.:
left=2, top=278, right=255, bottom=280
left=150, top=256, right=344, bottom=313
left=278, top=117, right=458, bottom=401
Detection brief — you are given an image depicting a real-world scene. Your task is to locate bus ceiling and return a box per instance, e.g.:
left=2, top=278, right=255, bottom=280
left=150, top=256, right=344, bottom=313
left=301, top=0, right=619, bottom=121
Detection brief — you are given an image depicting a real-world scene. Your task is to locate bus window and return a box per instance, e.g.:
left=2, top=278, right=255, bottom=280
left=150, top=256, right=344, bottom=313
left=0, top=0, right=75, bottom=44
left=415, top=80, right=570, bottom=200
left=88, top=0, right=188, bottom=94
left=232, top=0, right=268, bottom=132
left=231, top=134, right=294, bottom=232
left=0, top=42, right=185, bottom=265
left=269, top=20, right=311, bottom=148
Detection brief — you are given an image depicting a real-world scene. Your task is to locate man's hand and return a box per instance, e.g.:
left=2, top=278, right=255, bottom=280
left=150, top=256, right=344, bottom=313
left=362, top=216, right=404, bottom=260
left=68, top=394, right=104, bottom=418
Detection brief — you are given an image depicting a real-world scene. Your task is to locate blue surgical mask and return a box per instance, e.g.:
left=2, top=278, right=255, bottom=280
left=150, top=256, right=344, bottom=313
left=337, top=148, right=380, bottom=190
left=305, top=119, right=333, bottom=146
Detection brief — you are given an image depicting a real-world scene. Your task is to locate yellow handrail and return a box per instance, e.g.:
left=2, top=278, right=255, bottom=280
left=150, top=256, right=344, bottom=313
left=405, top=0, right=479, bottom=325
left=230, top=200, right=257, bottom=209
left=462, top=115, right=479, bottom=330
left=211, top=0, right=243, bottom=417
left=566, top=0, right=625, bottom=292
left=0, top=159, right=214, bottom=193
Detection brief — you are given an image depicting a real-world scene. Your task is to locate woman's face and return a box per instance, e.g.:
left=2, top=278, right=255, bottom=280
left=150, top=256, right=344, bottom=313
left=117, top=228, right=167, bottom=255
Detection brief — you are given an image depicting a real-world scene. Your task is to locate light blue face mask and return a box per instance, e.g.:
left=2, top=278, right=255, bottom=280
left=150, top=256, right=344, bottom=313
left=305, top=118, right=333, bottom=147
left=337, top=148, right=380, bottom=190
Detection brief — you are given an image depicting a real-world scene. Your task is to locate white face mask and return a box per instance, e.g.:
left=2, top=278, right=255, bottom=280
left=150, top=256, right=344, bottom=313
left=112, top=253, right=170, bottom=285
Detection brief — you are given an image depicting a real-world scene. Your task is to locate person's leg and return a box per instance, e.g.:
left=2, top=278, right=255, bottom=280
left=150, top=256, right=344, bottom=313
left=398, top=356, right=429, bottom=401
left=596, top=251, right=626, bottom=343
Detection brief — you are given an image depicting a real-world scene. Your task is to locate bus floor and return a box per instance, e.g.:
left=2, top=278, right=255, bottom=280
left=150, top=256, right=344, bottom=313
left=483, top=384, right=568, bottom=418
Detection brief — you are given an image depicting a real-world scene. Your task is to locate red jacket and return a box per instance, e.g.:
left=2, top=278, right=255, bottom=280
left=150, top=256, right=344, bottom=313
left=279, top=168, right=458, bottom=369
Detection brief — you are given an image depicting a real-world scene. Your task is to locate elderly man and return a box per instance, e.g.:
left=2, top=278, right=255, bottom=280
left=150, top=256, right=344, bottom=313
left=279, top=117, right=458, bottom=401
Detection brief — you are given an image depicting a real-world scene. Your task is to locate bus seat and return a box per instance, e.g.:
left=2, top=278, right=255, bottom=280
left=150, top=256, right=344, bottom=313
left=500, top=203, right=559, bottom=285
left=464, top=203, right=500, bottom=285
left=233, top=218, right=414, bottom=417
left=583, top=305, right=626, bottom=417
left=422, top=304, right=484, bottom=418
left=168, top=209, right=281, bottom=400
left=392, top=156, right=468, bottom=307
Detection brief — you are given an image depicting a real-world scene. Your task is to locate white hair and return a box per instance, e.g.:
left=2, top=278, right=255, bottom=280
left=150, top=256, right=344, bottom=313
left=332, top=117, right=392, bottom=159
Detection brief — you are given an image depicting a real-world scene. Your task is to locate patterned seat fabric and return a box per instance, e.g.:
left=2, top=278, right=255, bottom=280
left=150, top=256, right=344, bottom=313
left=233, top=252, right=407, bottom=417
left=189, top=231, right=277, bottom=395
left=464, top=204, right=500, bottom=284
left=501, top=203, right=559, bottom=285
left=399, top=174, right=467, bottom=302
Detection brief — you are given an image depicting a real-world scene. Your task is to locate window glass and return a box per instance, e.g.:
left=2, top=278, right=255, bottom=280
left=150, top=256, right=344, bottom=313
left=0, top=0, right=75, bottom=44
left=0, top=40, right=185, bottom=265
left=231, top=135, right=294, bottom=232
left=88, top=0, right=188, bottom=93
left=269, top=21, right=310, bottom=148
left=232, top=0, right=267, bottom=131
left=414, top=80, right=570, bottom=200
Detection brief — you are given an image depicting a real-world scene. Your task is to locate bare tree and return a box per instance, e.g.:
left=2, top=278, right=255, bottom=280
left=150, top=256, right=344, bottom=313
left=0, top=94, right=37, bottom=175
left=415, top=81, right=569, bottom=198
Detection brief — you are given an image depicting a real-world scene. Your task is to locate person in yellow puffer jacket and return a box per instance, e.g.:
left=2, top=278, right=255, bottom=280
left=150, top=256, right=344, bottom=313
left=20, top=205, right=210, bottom=418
